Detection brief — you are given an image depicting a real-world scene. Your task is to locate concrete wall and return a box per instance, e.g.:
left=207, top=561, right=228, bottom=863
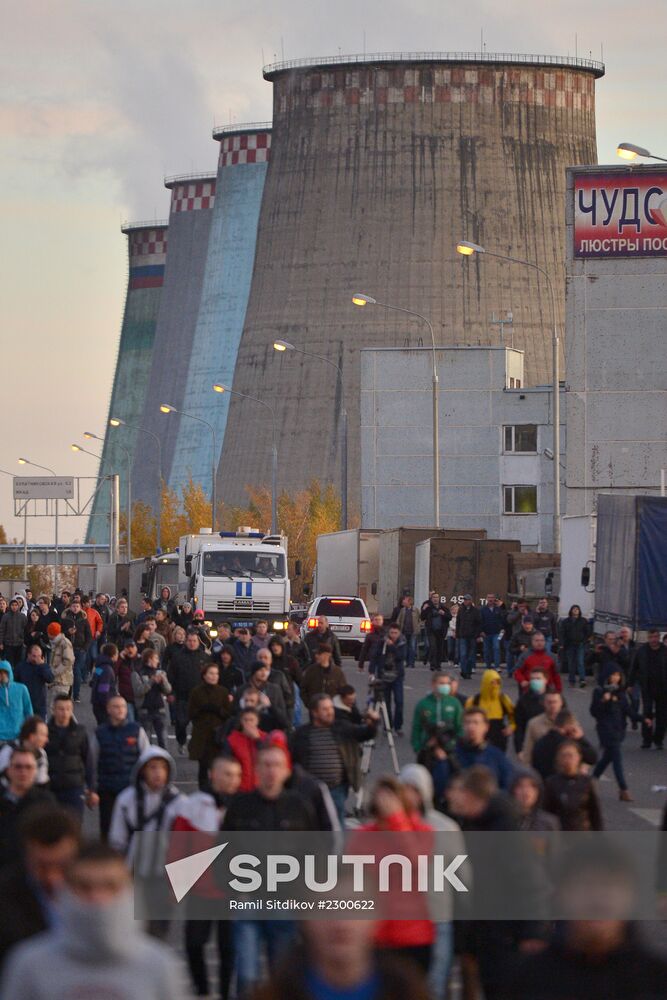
left=169, top=128, right=272, bottom=505
left=218, top=55, right=601, bottom=515
left=565, top=166, right=667, bottom=516
left=86, top=223, right=168, bottom=543
left=360, top=346, right=565, bottom=550
left=132, top=177, right=216, bottom=512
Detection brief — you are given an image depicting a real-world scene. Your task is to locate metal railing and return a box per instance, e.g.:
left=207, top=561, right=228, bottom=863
left=263, top=51, right=605, bottom=77
left=121, top=219, right=168, bottom=233
left=164, top=171, right=217, bottom=187
left=212, top=120, right=272, bottom=139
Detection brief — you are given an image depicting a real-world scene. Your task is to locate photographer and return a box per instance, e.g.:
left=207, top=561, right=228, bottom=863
left=369, top=623, right=407, bottom=735
left=411, top=671, right=464, bottom=754
left=420, top=594, right=451, bottom=671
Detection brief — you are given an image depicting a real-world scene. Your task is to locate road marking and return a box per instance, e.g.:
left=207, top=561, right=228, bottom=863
left=628, top=808, right=663, bottom=828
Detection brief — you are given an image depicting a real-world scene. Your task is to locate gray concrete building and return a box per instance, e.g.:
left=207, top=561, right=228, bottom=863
left=565, top=164, right=667, bottom=516
left=360, top=345, right=565, bottom=550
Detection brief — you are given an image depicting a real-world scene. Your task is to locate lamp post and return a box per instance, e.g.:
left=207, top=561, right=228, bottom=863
left=456, top=240, right=561, bottom=553
left=18, top=458, right=58, bottom=591
left=616, top=142, right=667, bottom=163
left=0, top=468, right=25, bottom=578
left=83, top=432, right=132, bottom=560
left=213, top=383, right=278, bottom=534
left=273, top=339, right=348, bottom=529
left=110, top=417, right=162, bottom=552
left=352, top=293, right=440, bottom=528
left=160, top=405, right=217, bottom=531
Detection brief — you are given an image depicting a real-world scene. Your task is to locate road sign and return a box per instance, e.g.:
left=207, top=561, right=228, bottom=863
left=13, top=477, right=75, bottom=500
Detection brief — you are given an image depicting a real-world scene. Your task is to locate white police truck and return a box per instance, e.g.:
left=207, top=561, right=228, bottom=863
left=179, top=527, right=291, bottom=631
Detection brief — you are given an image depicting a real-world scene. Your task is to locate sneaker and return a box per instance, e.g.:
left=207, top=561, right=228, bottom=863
left=655, top=744, right=664, bottom=751
left=579, top=681, right=587, bottom=689
left=74, top=698, right=81, bottom=703
left=177, top=744, right=187, bottom=756
left=395, top=730, right=404, bottom=737
left=619, top=789, right=634, bottom=802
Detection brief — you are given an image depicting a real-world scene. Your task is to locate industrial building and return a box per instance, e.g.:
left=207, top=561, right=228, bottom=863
left=360, top=345, right=565, bottom=550
left=168, top=124, right=272, bottom=503
left=131, top=173, right=217, bottom=512
left=564, top=164, right=667, bottom=516
left=217, top=52, right=604, bottom=516
left=86, top=221, right=168, bottom=542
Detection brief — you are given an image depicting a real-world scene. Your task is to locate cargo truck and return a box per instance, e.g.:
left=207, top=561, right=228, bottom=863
left=314, top=529, right=381, bottom=613
left=414, top=536, right=521, bottom=608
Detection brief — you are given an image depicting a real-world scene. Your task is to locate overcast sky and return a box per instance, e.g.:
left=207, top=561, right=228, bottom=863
left=2, top=0, right=665, bottom=548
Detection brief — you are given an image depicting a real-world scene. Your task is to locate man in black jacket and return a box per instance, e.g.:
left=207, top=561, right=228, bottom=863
left=291, top=693, right=378, bottom=825
left=60, top=596, right=92, bottom=702
left=0, top=807, right=80, bottom=974
left=304, top=615, right=342, bottom=666
left=456, top=595, right=482, bottom=679
left=357, top=613, right=387, bottom=673
left=631, top=629, right=667, bottom=749
left=0, top=597, right=27, bottom=667
left=420, top=594, right=452, bottom=671
left=167, top=631, right=211, bottom=753
left=531, top=709, right=598, bottom=779
left=46, top=694, right=97, bottom=817
left=0, top=748, right=56, bottom=867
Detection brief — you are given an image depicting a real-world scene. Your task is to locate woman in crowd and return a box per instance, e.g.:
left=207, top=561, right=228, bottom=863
left=544, top=740, right=603, bottom=831
left=188, top=663, right=232, bottom=789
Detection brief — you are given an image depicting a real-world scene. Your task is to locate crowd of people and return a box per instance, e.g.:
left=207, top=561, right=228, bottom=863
left=0, top=583, right=666, bottom=998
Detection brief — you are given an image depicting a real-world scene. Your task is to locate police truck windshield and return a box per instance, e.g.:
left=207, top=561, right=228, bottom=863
left=202, top=550, right=286, bottom=579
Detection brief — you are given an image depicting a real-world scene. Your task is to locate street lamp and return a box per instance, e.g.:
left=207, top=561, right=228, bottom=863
left=85, top=431, right=133, bottom=561
left=456, top=240, right=561, bottom=553
left=160, top=404, right=217, bottom=531
left=18, top=457, right=59, bottom=591
left=352, top=293, right=441, bottom=527
left=272, top=340, right=349, bottom=529
left=616, top=142, right=667, bottom=163
left=213, top=384, right=278, bottom=534
left=109, top=417, right=162, bottom=552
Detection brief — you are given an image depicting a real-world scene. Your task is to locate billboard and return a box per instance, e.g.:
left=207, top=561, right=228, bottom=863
left=13, top=477, right=75, bottom=500
left=574, top=170, right=667, bottom=257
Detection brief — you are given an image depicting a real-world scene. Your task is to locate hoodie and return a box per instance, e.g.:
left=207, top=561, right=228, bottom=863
left=0, top=889, right=182, bottom=1000
left=108, top=746, right=184, bottom=872
left=0, top=662, right=33, bottom=740
left=466, top=669, right=516, bottom=727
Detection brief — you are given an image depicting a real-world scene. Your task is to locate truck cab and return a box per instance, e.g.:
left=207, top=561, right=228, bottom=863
left=181, top=527, right=290, bottom=631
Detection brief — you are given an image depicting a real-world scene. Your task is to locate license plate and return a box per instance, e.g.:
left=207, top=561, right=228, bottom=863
left=234, top=600, right=252, bottom=610
left=330, top=624, right=352, bottom=632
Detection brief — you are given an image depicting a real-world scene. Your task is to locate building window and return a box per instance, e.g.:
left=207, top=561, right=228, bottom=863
left=503, top=485, right=538, bottom=514
left=504, top=424, right=537, bottom=453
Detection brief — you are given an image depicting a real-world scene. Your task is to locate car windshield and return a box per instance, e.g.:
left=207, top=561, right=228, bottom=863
left=202, top=550, right=286, bottom=579
left=316, top=598, right=366, bottom=617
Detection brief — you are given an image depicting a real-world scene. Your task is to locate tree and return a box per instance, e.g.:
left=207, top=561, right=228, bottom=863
left=223, top=480, right=342, bottom=600
left=182, top=477, right=212, bottom=535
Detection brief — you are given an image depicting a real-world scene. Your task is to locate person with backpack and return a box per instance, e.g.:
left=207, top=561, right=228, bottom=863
left=131, top=648, right=172, bottom=749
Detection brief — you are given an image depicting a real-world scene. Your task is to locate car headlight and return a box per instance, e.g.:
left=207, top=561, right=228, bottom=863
left=272, top=620, right=286, bottom=631
left=209, top=629, right=218, bottom=638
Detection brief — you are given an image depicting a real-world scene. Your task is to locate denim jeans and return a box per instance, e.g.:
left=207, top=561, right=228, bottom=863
left=404, top=633, right=417, bottom=668
left=567, top=644, right=586, bottom=683
left=545, top=637, right=553, bottom=655
left=593, top=742, right=627, bottom=790
left=483, top=634, right=501, bottom=671
left=385, top=672, right=405, bottom=731
left=72, top=649, right=87, bottom=701
left=234, top=919, right=296, bottom=996
left=329, top=783, right=349, bottom=827
left=446, top=636, right=458, bottom=663
left=55, top=785, right=85, bottom=819
left=458, top=637, right=476, bottom=678
left=429, top=921, right=454, bottom=998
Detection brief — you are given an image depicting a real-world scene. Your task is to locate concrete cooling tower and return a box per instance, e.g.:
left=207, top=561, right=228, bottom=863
left=168, top=124, right=272, bottom=504
left=131, top=174, right=216, bottom=512
left=217, top=52, right=604, bottom=517
left=86, top=221, right=168, bottom=542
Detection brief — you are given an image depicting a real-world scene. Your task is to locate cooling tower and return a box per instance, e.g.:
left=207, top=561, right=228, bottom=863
left=131, top=174, right=216, bottom=511
left=86, top=221, right=168, bottom=542
left=168, top=124, right=272, bottom=502
left=217, top=52, right=604, bottom=516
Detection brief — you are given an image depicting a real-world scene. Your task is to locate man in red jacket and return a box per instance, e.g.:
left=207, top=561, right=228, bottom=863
left=514, top=632, right=562, bottom=693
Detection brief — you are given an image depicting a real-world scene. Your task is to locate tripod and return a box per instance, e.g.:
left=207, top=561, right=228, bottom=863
left=355, top=685, right=401, bottom=814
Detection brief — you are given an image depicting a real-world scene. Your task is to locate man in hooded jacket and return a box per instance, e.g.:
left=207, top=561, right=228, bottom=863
left=0, top=661, right=32, bottom=741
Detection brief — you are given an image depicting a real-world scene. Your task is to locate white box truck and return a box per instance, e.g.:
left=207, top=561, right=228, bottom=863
left=314, top=529, right=380, bottom=612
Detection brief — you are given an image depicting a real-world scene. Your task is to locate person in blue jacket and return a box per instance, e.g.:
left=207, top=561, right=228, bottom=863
left=590, top=668, right=634, bottom=802
left=0, top=660, right=33, bottom=741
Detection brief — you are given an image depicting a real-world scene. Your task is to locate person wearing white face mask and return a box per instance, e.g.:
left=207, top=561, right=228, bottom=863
left=0, top=841, right=181, bottom=999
